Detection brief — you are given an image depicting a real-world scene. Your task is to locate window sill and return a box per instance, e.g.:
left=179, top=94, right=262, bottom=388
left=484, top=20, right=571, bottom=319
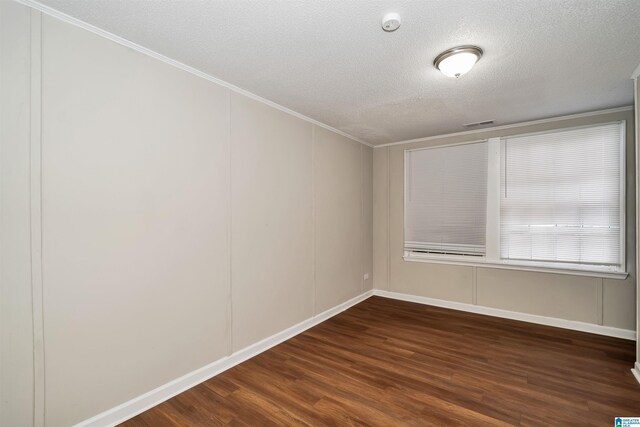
left=402, top=255, right=628, bottom=280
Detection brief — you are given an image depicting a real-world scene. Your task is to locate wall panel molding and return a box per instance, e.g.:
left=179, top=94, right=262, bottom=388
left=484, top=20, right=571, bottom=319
left=74, top=291, right=373, bottom=427
left=29, top=8, right=45, bottom=426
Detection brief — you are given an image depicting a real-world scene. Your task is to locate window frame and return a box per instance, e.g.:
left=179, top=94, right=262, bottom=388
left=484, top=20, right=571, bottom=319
left=403, top=121, right=627, bottom=280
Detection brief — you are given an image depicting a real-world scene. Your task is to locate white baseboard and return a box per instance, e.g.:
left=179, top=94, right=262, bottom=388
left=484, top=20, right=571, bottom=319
left=71, top=287, right=636, bottom=426
left=373, top=290, right=636, bottom=341
left=75, top=290, right=373, bottom=427
left=632, top=362, right=640, bottom=386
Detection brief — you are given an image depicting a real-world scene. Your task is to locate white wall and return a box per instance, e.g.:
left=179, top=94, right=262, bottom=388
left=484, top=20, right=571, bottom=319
left=373, top=109, right=636, bottom=331
left=1, top=3, right=373, bottom=426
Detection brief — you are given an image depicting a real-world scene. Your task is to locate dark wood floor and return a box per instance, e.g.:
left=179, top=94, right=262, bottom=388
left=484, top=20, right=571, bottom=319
left=122, top=296, right=640, bottom=426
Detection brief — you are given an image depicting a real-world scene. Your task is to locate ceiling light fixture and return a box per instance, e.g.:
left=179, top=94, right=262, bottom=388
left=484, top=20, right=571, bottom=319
left=433, top=45, right=483, bottom=78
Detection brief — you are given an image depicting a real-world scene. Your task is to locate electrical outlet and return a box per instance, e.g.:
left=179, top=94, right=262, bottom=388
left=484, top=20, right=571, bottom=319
left=364, top=273, right=369, bottom=280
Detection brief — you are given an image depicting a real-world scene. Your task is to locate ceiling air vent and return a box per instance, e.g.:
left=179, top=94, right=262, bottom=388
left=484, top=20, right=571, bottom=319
left=463, top=120, right=494, bottom=128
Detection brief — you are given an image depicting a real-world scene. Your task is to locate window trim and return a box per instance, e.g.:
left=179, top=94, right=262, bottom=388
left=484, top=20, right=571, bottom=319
left=402, top=253, right=628, bottom=279
left=403, top=121, right=627, bottom=280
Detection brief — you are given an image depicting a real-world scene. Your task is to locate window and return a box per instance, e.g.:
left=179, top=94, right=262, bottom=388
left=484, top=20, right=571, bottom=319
left=405, top=142, right=488, bottom=256
left=404, top=121, right=626, bottom=277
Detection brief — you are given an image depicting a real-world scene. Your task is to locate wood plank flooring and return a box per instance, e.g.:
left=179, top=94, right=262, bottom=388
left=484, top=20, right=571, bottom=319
left=122, top=296, right=640, bottom=426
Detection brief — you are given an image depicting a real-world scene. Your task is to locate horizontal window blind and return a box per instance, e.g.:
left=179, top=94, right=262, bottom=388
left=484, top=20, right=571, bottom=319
left=500, top=123, right=623, bottom=266
left=405, top=142, right=488, bottom=256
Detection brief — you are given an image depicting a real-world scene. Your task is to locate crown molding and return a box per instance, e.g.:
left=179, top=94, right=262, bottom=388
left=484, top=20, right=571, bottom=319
left=374, top=105, right=634, bottom=148
left=13, top=0, right=374, bottom=148
left=13, top=0, right=635, bottom=151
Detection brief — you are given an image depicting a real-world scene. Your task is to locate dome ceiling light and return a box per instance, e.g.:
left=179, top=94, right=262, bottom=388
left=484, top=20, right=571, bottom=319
left=433, top=46, right=483, bottom=78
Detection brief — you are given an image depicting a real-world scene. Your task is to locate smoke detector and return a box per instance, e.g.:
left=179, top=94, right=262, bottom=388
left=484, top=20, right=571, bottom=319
left=381, top=13, right=401, bottom=32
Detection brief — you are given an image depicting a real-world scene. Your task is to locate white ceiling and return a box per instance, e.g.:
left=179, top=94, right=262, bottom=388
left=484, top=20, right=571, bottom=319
left=35, top=0, right=640, bottom=145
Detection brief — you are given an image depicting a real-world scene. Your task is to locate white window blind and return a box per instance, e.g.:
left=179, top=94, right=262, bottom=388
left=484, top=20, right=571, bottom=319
left=500, top=123, right=624, bottom=268
left=405, top=142, right=488, bottom=256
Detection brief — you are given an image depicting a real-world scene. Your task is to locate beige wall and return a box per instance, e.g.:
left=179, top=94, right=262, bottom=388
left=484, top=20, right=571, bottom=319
left=362, top=145, right=374, bottom=291
left=636, top=76, right=640, bottom=363
left=373, top=109, right=636, bottom=331
left=314, top=127, right=365, bottom=312
left=0, top=2, right=35, bottom=426
left=230, top=94, right=314, bottom=351
left=2, top=4, right=373, bottom=426
left=373, top=147, right=389, bottom=291
left=42, top=15, right=232, bottom=426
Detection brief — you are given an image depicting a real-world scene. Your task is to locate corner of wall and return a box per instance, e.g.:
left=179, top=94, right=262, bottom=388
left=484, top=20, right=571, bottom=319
left=633, top=73, right=640, bottom=364
left=372, top=146, right=390, bottom=291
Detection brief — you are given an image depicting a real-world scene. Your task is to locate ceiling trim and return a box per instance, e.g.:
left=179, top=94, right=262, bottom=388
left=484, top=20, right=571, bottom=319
left=14, top=0, right=375, bottom=148
left=375, top=105, right=634, bottom=148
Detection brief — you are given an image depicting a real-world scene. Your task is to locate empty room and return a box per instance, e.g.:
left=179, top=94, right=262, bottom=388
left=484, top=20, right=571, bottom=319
left=2, top=0, right=640, bottom=425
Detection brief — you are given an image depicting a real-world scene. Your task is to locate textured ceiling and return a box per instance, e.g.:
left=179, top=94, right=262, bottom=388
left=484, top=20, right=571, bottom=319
left=35, top=0, right=640, bottom=145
